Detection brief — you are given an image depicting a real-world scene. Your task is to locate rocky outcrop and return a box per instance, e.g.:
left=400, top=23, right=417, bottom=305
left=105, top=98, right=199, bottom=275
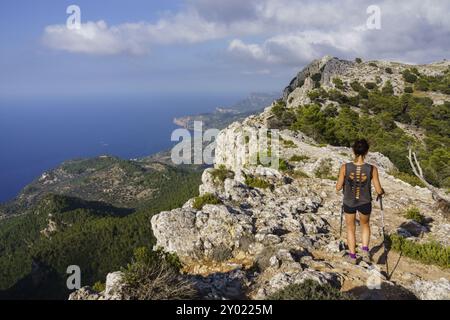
left=411, top=278, right=450, bottom=300
left=69, top=271, right=125, bottom=301
left=151, top=168, right=324, bottom=267
left=283, top=55, right=340, bottom=100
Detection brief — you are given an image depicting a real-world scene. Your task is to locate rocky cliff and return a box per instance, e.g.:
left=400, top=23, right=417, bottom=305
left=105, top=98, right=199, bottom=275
left=72, top=56, right=450, bottom=300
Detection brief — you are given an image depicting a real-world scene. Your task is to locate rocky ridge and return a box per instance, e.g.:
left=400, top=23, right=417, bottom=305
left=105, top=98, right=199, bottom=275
left=71, top=57, right=450, bottom=300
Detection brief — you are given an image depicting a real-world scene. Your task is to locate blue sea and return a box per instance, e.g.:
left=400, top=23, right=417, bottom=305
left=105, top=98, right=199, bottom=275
left=0, top=93, right=242, bottom=203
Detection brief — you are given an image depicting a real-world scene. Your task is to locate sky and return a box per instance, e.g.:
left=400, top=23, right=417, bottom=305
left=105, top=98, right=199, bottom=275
left=0, top=0, right=449, bottom=100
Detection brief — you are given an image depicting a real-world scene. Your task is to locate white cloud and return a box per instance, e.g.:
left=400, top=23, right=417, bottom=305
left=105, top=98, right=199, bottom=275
left=43, top=11, right=227, bottom=55
left=44, top=21, right=142, bottom=55
left=42, top=0, right=450, bottom=66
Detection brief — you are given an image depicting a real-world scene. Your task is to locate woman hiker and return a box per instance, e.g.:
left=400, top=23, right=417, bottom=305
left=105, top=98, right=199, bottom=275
left=335, top=139, right=384, bottom=264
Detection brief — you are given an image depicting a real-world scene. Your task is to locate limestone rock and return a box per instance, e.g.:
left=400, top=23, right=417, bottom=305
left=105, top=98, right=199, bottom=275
left=412, top=278, right=450, bottom=300
left=254, top=270, right=341, bottom=299
left=104, top=271, right=125, bottom=300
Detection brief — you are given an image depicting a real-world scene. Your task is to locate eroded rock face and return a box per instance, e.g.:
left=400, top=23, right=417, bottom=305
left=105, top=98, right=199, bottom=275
left=151, top=168, right=324, bottom=266
left=283, top=55, right=340, bottom=101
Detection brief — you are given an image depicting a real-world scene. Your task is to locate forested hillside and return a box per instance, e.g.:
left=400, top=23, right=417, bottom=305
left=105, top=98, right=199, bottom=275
left=0, top=164, right=202, bottom=299
left=271, top=62, right=449, bottom=188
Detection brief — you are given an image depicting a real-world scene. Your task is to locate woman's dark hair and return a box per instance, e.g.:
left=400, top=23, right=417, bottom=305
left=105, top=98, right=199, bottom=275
left=352, top=139, right=369, bottom=157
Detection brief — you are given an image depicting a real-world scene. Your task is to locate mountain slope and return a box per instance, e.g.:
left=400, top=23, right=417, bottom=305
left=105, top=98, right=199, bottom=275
left=78, top=56, right=449, bottom=301
left=0, top=163, right=202, bottom=299
left=0, top=156, right=204, bottom=216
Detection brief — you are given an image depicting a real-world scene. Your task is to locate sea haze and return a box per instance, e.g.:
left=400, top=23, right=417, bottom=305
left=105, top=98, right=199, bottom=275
left=0, top=93, right=242, bottom=203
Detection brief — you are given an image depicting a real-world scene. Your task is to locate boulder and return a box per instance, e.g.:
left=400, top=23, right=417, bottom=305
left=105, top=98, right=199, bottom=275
left=412, top=278, right=450, bottom=300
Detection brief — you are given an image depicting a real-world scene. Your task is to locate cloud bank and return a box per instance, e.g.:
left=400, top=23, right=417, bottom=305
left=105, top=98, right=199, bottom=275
left=43, top=0, right=450, bottom=66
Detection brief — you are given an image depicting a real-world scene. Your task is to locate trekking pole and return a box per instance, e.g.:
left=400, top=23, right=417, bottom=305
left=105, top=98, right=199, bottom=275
left=338, top=204, right=346, bottom=251
left=377, top=193, right=389, bottom=274
left=377, top=195, right=385, bottom=246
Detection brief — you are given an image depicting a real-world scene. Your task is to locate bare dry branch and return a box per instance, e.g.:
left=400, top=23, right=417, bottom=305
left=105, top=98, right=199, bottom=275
left=407, top=147, right=450, bottom=205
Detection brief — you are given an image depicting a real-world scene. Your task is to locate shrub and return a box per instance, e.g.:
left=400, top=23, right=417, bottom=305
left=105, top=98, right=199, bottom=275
left=350, top=81, right=364, bottom=92
left=271, top=101, right=296, bottom=128
left=210, top=165, right=234, bottom=184
left=245, top=175, right=272, bottom=190
left=122, top=247, right=197, bottom=300
left=289, top=155, right=310, bottom=162
left=369, top=62, right=378, bottom=67
left=404, top=86, right=414, bottom=93
left=314, top=158, right=336, bottom=180
left=388, top=234, right=450, bottom=268
left=382, top=81, right=394, bottom=95
left=415, top=79, right=430, bottom=92
left=278, top=158, right=291, bottom=172
left=355, top=57, right=363, bottom=64
left=365, top=82, right=377, bottom=90
left=403, top=70, right=418, bottom=83
left=385, top=67, right=393, bottom=74
left=282, top=139, right=296, bottom=148
left=288, top=170, right=310, bottom=179
left=307, top=88, right=328, bottom=102
left=268, top=279, right=353, bottom=300
left=405, top=207, right=426, bottom=224
left=311, top=73, right=322, bottom=82
left=410, top=67, right=420, bottom=75
left=92, top=281, right=106, bottom=293
left=192, top=193, right=222, bottom=210
left=332, top=77, right=345, bottom=90
left=391, top=170, right=425, bottom=187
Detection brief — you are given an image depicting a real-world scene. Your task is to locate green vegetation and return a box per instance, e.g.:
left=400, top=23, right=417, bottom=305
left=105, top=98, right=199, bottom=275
left=381, top=81, right=394, bottom=95
left=365, top=82, right=377, bottom=90
left=268, top=279, right=353, bottom=300
left=355, top=58, right=363, bottom=64
left=282, top=139, right=296, bottom=148
left=288, top=170, right=309, bottom=179
left=272, top=84, right=450, bottom=188
left=210, top=165, right=235, bottom=184
left=314, top=158, right=336, bottom=180
left=278, top=158, right=291, bottom=172
left=369, top=62, right=378, bottom=67
left=0, top=166, right=202, bottom=299
left=385, top=67, right=393, bottom=74
left=404, top=86, right=414, bottom=94
left=388, top=234, right=450, bottom=268
left=403, top=69, right=418, bottom=83
left=404, top=207, right=426, bottom=224
left=192, top=193, right=222, bottom=210
left=92, top=281, right=106, bottom=293
left=409, top=69, right=450, bottom=94
left=391, top=170, right=425, bottom=187
left=122, top=247, right=197, bottom=300
left=332, top=77, right=345, bottom=90
left=245, top=175, right=272, bottom=190
left=309, top=73, right=322, bottom=88
left=289, top=155, right=310, bottom=162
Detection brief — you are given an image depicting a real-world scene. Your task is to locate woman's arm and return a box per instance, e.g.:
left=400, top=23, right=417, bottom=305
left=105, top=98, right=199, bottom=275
left=336, top=164, right=345, bottom=192
left=371, top=166, right=384, bottom=195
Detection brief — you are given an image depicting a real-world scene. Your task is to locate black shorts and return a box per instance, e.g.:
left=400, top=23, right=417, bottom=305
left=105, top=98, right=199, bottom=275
left=344, top=202, right=372, bottom=215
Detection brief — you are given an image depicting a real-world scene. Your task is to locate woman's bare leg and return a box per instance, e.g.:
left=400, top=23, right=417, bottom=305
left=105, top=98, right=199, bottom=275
left=345, top=213, right=356, bottom=254
left=359, top=213, right=371, bottom=248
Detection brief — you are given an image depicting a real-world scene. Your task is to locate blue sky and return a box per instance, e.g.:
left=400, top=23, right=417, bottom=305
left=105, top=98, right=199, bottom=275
left=1, top=0, right=449, bottom=100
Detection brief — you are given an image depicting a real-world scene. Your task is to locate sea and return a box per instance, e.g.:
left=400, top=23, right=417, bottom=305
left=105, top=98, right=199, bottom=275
left=0, top=93, right=242, bottom=203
